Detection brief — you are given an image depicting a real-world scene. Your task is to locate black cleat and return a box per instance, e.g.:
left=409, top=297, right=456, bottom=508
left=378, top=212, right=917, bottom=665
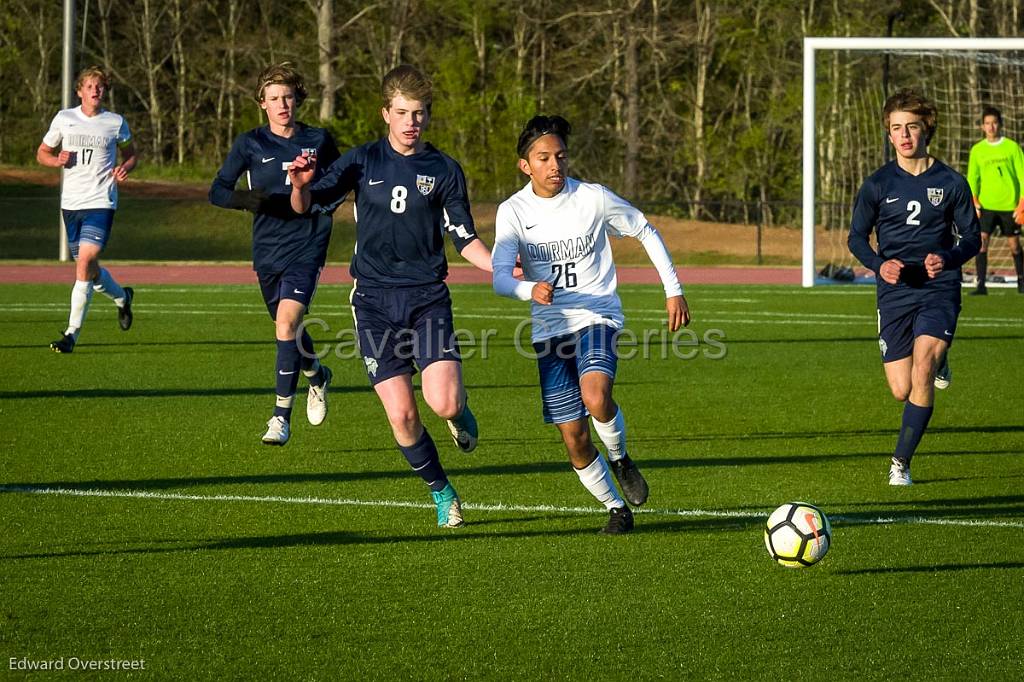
left=602, top=505, right=634, bottom=535
left=610, top=454, right=649, bottom=506
left=118, top=287, right=134, bottom=331
left=50, top=333, right=75, bottom=353
left=969, top=286, right=988, bottom=296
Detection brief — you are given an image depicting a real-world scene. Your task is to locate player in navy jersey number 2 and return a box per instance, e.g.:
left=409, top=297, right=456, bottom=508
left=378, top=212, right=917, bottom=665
left=289, top=65, right=492, bottom=528
left=209, top=63, right=340, bottom=447
left=493, top=116, right=689, bottom=534
left=848, top=90, right=980, bottom=486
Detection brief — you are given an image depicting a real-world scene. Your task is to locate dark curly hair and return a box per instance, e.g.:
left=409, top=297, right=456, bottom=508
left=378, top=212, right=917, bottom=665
left=516, top=115, right=571, bottom=159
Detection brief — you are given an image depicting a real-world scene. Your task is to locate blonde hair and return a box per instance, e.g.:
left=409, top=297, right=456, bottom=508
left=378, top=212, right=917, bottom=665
left=75, top=66, right=109, bottom=91
left=381, top=65, right=432, bottom=111
left=254, top=62, right=308, bottom=106
left=883, top=89, right=938, bottom=144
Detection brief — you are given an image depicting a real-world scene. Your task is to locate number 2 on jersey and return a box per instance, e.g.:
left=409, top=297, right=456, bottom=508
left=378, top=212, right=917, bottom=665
left=551, top=261, right=577, bottom=289
left=905, top=200, right=921, bottom=226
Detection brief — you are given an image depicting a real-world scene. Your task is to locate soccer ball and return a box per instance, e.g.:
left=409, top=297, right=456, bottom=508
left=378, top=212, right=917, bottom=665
left=764, top=502, right=832, bottom=568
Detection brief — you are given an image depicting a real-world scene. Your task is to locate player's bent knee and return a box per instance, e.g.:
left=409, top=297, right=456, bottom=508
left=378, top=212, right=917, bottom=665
left=889, top=385, right=911, bottom=402
left=386, top=409, right=420, bottom=439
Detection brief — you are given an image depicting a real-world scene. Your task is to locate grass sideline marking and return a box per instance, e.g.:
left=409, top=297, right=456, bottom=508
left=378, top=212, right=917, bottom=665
left=2, top=485, right=1022, bottom=530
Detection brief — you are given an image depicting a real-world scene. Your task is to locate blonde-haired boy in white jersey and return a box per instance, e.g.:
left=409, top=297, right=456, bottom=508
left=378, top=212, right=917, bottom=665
left=493, top=115, right=690, bottom=534
left=37, top=66, right=138, bottom=353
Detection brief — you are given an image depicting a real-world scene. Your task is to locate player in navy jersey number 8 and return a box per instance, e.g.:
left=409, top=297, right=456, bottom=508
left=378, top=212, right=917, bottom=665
left=848, top=89, right=981, bottom=486
left=209, top=63, right=340, bottom=447
left=289, top=65, right=493, bottom=528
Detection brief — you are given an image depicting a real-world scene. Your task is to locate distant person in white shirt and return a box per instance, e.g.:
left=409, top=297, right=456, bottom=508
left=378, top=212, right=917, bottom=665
left=37, top=66, right=138, bottom=353
left=492, top=115, right=690, bottom=534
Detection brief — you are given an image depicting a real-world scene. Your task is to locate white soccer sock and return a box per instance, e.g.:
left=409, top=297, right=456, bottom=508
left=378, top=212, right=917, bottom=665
left=574, top=451, right=625, bottom=510
left=65, top=280, right=94, bottom=339
left=92, top=267, right=126, bottom=306
left=592, top=408, right=627, bottom=462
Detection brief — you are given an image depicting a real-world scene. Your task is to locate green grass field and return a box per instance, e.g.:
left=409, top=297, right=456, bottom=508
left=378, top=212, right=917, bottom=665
left=1, top=283, right=1022, bottom=680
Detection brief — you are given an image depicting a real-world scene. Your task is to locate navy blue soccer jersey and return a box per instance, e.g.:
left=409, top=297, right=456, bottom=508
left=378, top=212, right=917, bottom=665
left=307, top=138, right=478, bottom=287
left=848, top=160, right=981, bottom=302
left=209, top=123, right=339, bottom=273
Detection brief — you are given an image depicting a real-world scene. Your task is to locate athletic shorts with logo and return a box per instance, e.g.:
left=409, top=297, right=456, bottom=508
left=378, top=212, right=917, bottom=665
left=62, top=209, right=115, bottom=259
left=532, top=323, right=619, bottom=424
left=257, top=262, right=322, bottom=319
left=351, top=281, right=460, bottom=385
left=877, top=291, right=960, bottom=362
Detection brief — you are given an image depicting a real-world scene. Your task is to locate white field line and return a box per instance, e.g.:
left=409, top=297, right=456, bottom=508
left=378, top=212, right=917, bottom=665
left=2, top=485, right=1021, bottom=530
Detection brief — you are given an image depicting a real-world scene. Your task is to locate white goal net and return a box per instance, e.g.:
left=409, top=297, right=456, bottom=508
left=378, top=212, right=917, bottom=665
left=802, top=37, right=1024, bottom=287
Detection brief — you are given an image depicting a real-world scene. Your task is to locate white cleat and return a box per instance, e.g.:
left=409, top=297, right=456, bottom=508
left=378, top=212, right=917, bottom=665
left=262, top=415, right=290, bottom=446
left=888, top=458, right=913, bottom=486
left=306, top=365, right=332, bottom=426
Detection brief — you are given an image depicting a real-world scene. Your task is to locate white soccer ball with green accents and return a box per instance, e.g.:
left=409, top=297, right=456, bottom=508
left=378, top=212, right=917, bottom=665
left=764, top=502, right=831, bottom=568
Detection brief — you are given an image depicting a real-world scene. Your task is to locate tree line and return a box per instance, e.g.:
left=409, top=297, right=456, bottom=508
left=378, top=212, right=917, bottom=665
left=1, top=0, right=1020, bottom=221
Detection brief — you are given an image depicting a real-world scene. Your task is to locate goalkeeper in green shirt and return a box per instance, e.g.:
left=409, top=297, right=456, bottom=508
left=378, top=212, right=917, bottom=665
left=966, top=106, right=1024, bottom=294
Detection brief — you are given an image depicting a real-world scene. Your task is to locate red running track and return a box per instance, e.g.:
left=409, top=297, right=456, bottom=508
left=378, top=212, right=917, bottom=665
left=0, top=263, right=800, bottom=286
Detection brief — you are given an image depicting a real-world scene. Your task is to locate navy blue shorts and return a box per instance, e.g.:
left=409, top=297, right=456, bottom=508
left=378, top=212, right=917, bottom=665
left=878, top=298, right=960, bottom=362
left=979, top=209, right=1021, bottom=237
left=351, top=281, right=460, bottom=385
left=62, top=209, right=115, bottom=259
left=257, top=262, right=322, bottom=320
left=533, top=324, right=619, bottom=424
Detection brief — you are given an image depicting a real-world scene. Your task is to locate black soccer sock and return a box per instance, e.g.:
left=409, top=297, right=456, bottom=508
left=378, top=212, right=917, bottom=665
left=1013, top=250, right=1023, bottom=280
left=297, top=329, right=324, bottom=385
left=398, top=429, right=448, bottom=492
left=893, top=401, right=934, bottom=466
left=273, top=338, right=302, bottom=420
left=976, top=252, right=988, bottom=287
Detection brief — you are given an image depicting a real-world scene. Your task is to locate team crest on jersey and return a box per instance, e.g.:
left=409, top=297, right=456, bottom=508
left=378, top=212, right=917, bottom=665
left=927, top=187, right=944, bottom=206
left=416, top=175, right=435, bottom=196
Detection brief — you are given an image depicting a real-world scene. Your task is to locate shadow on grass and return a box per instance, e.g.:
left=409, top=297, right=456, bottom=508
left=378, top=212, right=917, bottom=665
left=0, top=383, right=570, bottom=400
left=630, top=424, right=1024, bottom=443
left=837, top=562, right=1024, bottom=575
left=0, top=514, right=755, bottom=561
left=0, top=386, right=374, bottom=400
left=0, top=340, right=271, bottom=350
left=3, top=448, right=1019, bottom=493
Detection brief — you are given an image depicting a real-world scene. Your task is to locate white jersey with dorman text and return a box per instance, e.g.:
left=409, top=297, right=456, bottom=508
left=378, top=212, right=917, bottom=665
left=493, top=177, right=682, bottom=342
left=42, top=106, right=132, bottom=210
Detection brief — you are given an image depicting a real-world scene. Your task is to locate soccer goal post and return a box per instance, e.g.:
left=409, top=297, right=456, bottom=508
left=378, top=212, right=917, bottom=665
left=802, top=37, right=1024, bottom=288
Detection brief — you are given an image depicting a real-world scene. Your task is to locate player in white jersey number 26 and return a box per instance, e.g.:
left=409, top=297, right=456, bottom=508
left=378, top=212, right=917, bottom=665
left=492, top=115, right=690, bottom=534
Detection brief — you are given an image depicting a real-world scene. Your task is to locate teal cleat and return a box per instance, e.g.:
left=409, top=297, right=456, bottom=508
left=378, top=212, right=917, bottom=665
left=446, top=399, right=478, bottom=453
left=431, top=483, right=464, bottom=528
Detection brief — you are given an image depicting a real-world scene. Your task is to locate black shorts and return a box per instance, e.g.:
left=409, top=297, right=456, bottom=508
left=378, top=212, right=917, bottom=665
left=257, top=262, right=322, bottom=319
left=877, top=297, right=960, bottom=363
left=979, top=209, right=1021, bottom=237
left=351, top=281, right=460, bottom=385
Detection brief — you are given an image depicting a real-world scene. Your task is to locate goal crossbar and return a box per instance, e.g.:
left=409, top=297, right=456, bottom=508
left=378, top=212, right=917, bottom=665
left=802, top=36, right=1024, bottom=287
